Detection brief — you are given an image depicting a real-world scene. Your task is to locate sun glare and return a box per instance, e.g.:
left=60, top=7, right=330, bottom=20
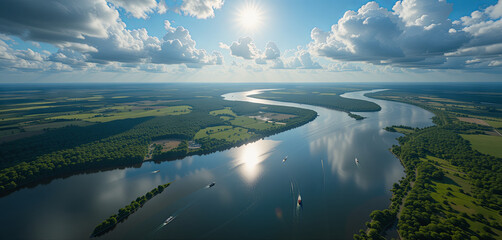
left=237, top=3, right=263, bottom=32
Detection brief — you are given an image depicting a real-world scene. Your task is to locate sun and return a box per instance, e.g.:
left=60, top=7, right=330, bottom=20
left=237, top=3, right=263, bottom=32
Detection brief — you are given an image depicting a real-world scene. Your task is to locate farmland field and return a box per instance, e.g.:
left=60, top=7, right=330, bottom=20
left=460, top=134, right=502, bottom=158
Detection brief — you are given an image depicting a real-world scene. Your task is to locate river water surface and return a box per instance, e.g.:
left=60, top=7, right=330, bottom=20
left=0, top=90, right=433, bottom=239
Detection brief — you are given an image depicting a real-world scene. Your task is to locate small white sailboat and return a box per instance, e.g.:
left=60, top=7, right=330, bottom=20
left=282, top=156, right=288, bottom=163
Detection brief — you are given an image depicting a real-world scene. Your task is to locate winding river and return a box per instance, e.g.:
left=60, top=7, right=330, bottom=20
left=0, top=90, right=433, bottom=240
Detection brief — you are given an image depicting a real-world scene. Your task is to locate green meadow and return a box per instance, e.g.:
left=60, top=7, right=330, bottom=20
left=461, top=134, right=502, bottom=158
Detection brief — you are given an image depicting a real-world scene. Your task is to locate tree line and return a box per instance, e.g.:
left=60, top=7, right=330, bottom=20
left=91, top=183, right=171, bottom=237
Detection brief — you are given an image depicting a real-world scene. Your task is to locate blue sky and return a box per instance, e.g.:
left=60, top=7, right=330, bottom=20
left=122, top=0, right=498, bottom=51
left=0, top=0, right=501, bottom=82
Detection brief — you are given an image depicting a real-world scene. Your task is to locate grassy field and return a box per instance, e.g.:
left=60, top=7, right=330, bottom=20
left=49, top=106, right=191, bottom=122
left=194, top=125, right=233, bottom=139
left=460, top=134, right=502, bottom=158
left=485, top=120, right=502, bottom=128
left=67, top=95, right=104, bottom=101
left=207, top=127, right=251, bottom=142
left=210, top=108, right=282, bottom=130
left=12, top=101, right=56, bottom=106
left=426, top=155, right=502, bottom=237
left=209, top=107, right=236, bottom=117
left=23, top=121, right=93, bottom=131
left=394, top=127, right=415, bottom=134
left=230, top=116, right=276, bottom=130
left=0, top=105, right=58, bottom=112
left=195, top=126, right=251, bottom=142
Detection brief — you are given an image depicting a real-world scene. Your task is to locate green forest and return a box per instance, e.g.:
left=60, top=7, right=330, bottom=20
left=0, top=84, right=317, bottom=196
left=355, top=89, right=502, bottom=240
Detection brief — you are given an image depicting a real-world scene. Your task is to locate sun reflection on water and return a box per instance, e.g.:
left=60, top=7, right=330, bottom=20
left=231, top=140, right=279, bottom=185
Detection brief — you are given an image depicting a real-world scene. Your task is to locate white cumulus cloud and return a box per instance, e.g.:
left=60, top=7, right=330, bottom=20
left=108, top=0, right=164, bottom=19
left=180, top=0, right=224, bottom=19
left=229, top=37, right=260, bottom=60
left=309, top=0, right=469, bottom=69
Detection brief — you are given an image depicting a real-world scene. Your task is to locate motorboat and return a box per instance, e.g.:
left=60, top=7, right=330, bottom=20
left=164, top=216, right=174, bottom=224
left=355, top=158, right=359, bottom=164
left=297, top=195, right=302, bottom=206
left=209, top=182, right=215, bottom=188
left=152, top=170, right=160, bottom=173
left=282, top=156, right=288, bottom=163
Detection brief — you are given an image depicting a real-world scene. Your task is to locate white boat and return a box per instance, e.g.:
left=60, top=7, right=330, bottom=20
left=282, top=156, right=288, bottom=163
left=152, top=170, right=160, bottom=173
left=355, top=158, right=359, bottom=164
left=164, top=216, right=175, bottom=224
left=297, top=194, right=302, bottom=205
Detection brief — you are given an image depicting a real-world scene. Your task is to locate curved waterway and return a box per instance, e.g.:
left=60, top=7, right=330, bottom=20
left=0, top=90, right=433, bottom=240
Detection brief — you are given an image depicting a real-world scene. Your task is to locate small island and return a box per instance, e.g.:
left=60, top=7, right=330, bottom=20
left=91, top=183, right=171, bottom=237
left=348, top=112, right=366, bottom=120
left=384, top=125, right=415, bottom=133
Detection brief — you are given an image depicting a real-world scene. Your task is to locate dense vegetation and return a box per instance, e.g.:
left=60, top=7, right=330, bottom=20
left=0, top=84, right=317, bottom=196
left=348, top=112, right=366, bottom=120
left=91, top=183, right=171, bottom=237
left=354, top=89, right=502, bottom=240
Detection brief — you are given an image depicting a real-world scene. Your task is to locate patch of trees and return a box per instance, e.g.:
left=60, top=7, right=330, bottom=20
left=0, top=117, right=149, bottom=169
left=384, top=126, right=397, bottom=132
left=354, top=209, right=396, bottom=240
left=91, top=183, right=171, bottom=237
left=348, top=112, right=366, bottom=120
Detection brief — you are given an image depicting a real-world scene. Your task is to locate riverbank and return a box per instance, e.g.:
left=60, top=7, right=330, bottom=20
left=354, top=105, right=502, bottom=239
